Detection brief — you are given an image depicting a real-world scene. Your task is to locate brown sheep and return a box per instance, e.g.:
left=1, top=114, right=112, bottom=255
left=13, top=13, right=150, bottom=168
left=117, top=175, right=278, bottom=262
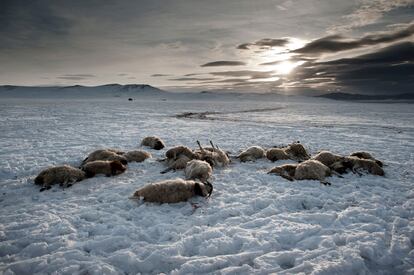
left=185, top=159, right=213, bottom=183
left=82, top=160, right=127, bottom=178
left=131, top=178, right=213, bottom=203
left=195, top=141, right=230, bottom=167
left=124, top=150, right=152, bottom=162
left=237, top=146, right=266, bottom=162
left=350, top=151, right=383, bottom=167
left=268, top=160, right=332, bottom=185
left=141, top=136, right=165, bottom=150
left=311, top=151, right=344, bottom=167
left=332, top=156, right=384, bottom=176
left=81, top=149, right=127, bottom=166
left=268, top=163, right=297, bottom=181
left=165, top=145, right=197, bottom=160
left=163, top=155, right=192, bottom=172
left=34, top=165, right=86, bottom=191
left=160, top=145, right=200, bottom=174
left=284, top=142, right=310, bottom=162
left=266, top=148, right=290, bottom=162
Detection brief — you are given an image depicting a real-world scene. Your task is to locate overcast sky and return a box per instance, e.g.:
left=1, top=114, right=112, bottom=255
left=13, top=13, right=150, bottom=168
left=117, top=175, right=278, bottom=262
left=1, top=0, right=413, bottom=94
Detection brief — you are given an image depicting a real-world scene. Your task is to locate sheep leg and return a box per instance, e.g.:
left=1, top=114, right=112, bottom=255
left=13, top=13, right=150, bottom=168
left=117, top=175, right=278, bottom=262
left=209, top=140, right=216, bottom=151
left=320, top=180, right=331, bottom=186
left=196, top=140, right=205, bottom=152
left=331, top=171, right=344, bottom=178
left=160, top=167, right=173, bottom=174
left=280, top=172, right=294, bottom=181
left=40, top=185, right=52, bottom=192
left=352, top=168, right=363, bottom=176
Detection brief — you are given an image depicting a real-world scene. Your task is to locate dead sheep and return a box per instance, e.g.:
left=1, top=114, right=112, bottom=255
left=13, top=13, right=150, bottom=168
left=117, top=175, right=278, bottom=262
left=311, top=151, right=344, bottom=167
left=131, top=178, right=213, bottom=203
left=162, top=155, right=192, bottom=173
left=237, top=146, right=266, bottom=162
left=141, top=136, right=165, bottom=150
left=350, top=151, right=383, bottom=167
left=266, top=148, right=290, bottom=162
left=267, top=163, right=297, bottom=181
left=332, top=156, right=384, bottom=176
left=34, top=165, right=86, bottom=191
left=165, top=145, right=197, bottom=160
left=160, top=146, right=197, bottom=174
left=82, top=160, right=127, bottom=178
left=185, top=159, right=213, bottom=183
left=294, top=160, right=332, bottom=185
left=268, top=160, right=332, bottom=185
left=266, top=142, right=311, bottom=162
left=124, top=150, right=152, bottom=162
left=195, top=140, right=230, bottom=167
left=284, top=142, right=310, bottom=162
left=81, top=149, right=127, bottom=166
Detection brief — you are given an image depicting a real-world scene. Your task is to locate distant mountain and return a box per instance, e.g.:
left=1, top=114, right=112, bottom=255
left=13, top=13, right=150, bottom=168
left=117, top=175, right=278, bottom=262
left=317, top=92, right=414, bottom=101
left=0, top=84, right=167, bottom=98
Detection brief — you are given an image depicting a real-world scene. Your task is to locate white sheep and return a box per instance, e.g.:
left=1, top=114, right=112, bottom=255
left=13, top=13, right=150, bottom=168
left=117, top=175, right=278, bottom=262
left=131, top=178, right=213, bottom=203
left=237, top=146, right=266, bottom=162
left=82, top=160, right=127, bottom=177
left=185, top=159, right=213, bottom=183
left=141, top=136, right=165, bottom=150
left=34, top=165, right=86, bottom=191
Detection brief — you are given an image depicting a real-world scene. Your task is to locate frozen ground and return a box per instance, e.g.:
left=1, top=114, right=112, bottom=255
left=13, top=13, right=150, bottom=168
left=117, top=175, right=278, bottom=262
left=0, top=91, right=413, bottom=274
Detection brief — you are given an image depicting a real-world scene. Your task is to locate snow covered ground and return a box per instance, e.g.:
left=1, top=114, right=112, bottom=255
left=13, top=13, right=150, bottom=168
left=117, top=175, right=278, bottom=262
left=0, top=91, right=413, bottom=274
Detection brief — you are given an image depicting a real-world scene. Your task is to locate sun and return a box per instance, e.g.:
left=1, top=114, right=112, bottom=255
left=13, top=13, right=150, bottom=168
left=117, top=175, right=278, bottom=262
left=273, top=61, right=297, bottom=75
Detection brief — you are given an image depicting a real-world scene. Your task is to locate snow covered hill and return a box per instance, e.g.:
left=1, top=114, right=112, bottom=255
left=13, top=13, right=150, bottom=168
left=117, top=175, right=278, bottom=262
left=0, top=84, right=167, bottom=99
left=0, top=91, right=413, bottom=274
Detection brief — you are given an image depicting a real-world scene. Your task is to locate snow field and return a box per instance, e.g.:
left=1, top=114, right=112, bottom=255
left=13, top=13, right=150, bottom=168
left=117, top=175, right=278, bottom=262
left=0, top=96, right=413, bottom=274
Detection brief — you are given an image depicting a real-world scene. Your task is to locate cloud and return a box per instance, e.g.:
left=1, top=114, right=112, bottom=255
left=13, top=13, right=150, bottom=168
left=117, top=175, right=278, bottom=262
left=0, top=0, right=72, bottom=49
left=329, top=0, right=414, bottom=33
left=151, top=74, right=171, bottom=77
left=57, top=74, right=96, bottom=80
left=288, top=42, right=414, bottom=93
left=201, top=61, right=246, bottom=67
left=293, top=22, right=414, bottom=55
left=169, top=77, right=217, bottom=81
left=237, top=38, right=290, bottom=50
left=209, top=70, right=274, bottom=79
